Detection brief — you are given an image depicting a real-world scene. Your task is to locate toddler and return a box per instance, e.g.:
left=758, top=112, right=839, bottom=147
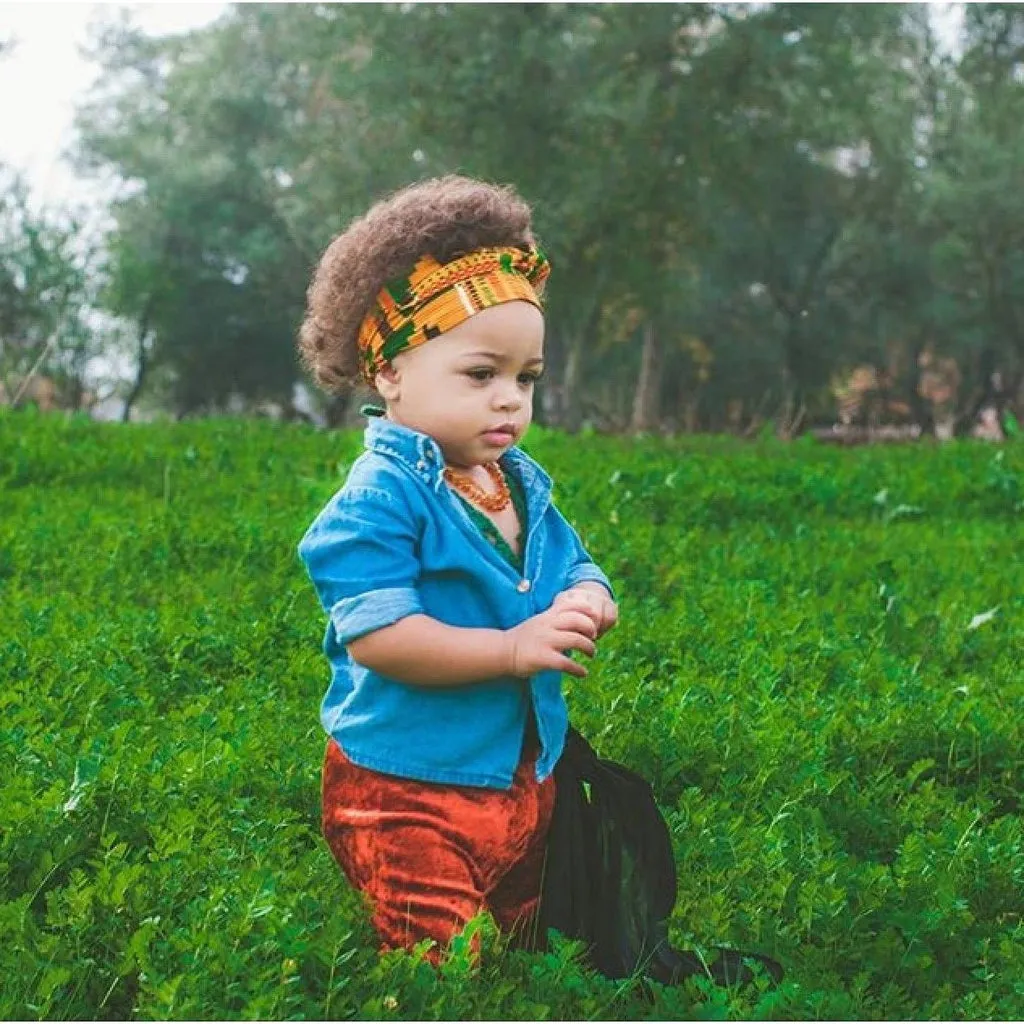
left=296, top=175, right=618, bottom=961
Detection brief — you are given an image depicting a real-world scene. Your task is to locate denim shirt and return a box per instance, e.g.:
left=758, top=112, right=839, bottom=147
left=296, top=411, right=614, bottom=789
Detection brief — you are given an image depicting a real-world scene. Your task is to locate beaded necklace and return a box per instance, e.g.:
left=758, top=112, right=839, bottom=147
left=451, top=464, right=527, bottom=569
left=442, top=462, right=511, bottom=512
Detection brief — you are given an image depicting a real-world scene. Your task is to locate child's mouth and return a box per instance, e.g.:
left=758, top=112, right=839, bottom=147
left=482, top=429, right=516, bottom=445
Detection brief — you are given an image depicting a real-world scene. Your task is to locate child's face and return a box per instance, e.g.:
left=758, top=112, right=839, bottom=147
left=374, top=301, right=545, bottom=469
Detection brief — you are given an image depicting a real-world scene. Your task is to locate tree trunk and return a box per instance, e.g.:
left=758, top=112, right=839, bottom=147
left=953, top=346, right=998, bottom=438
left=682, top=393, right=701, bottom=433
left=552, top=296, right=602, bottom=432
left=905, top=336, right=936, bottom=438
left=560, top=331, right=585, bottom=432
left=1010, top=367, right=1024, bottom=425
left=122, top=299, right=155, bottom=423
left=631, top=322, right=661, bottom=434
left=777, top=341, right=806, bottom=440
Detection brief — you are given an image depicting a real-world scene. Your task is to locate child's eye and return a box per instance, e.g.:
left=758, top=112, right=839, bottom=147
left=465, top=368, right=543, bottom=385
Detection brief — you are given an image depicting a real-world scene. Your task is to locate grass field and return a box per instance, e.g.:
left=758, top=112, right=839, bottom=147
left=2, top=407, right=1023, bottom=1019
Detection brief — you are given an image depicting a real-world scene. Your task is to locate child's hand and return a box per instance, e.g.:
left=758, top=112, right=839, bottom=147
left=504, top=592, right=598, bottom=679
left=553, top=586, right=618, bottom=639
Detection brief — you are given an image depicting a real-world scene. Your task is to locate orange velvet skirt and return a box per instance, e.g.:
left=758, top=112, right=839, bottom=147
left=321, top=725, right=555, bottom=962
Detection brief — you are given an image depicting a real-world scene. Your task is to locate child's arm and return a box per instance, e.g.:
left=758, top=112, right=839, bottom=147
left=556, top=509, right=615, bottom=600
left=298, top=484, right=597, bottom=687
left=298, top=485, right=426, bottom=649
left=349, top=597, right=599, bottom=685
left=347, top=616, right=509, bottom=686
left=549, top=505, right=618, bottom=635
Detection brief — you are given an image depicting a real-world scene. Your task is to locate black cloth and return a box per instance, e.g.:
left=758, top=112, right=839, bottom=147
left=537, top=728, right=783, bottom=989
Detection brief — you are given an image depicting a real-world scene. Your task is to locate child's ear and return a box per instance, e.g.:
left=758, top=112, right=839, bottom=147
left=374, top=362, right=401, bottom=402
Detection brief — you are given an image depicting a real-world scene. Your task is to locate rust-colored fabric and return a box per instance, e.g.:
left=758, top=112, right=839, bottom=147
left=321, top=724, right=555, bottom=962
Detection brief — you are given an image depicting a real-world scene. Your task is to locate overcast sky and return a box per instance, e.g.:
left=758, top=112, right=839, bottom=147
left=0, top=2, right=226, bottom=213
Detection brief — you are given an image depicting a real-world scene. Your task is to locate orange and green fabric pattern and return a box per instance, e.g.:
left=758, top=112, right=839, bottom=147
left=357, top=246, right=551, bottom=386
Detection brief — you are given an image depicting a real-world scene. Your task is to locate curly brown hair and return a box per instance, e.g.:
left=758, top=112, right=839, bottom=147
left=297, top=175, right=539, bottom=395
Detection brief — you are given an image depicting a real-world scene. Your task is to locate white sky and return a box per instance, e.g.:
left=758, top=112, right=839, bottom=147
left=1, top=1, right=965, bottom=218
left=0, top=2, right=227, bottom=213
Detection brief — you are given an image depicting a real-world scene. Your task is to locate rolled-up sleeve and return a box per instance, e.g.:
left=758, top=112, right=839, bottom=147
left=297, top=486, right=423, bottom=646
left=557, top=509, right=615, bottom=601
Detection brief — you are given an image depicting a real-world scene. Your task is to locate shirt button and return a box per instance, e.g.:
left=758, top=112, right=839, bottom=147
left=517, top=579, right=531, bottom=593
left=416, top=460, right=427, bottom=471
left=424, top=449, right=435, bottom=460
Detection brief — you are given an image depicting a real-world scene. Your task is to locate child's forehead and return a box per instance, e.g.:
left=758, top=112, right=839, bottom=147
left=437, top=302, right=545, bottom=355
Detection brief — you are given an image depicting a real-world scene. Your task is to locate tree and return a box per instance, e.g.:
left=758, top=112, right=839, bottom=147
left=70, top=2, right=1019, bottom=436
left=924, top=3, right=1024, bottom=433
left=0, top=167, right=101, bottom=409
left=76, top=13, right=318, bottom=416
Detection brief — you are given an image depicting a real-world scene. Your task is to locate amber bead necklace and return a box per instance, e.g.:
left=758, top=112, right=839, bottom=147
left=443, top=461, right=511, bottom=512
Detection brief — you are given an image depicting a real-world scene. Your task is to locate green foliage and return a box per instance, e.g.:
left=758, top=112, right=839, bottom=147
left=68, top=2, right=1024, bottom=434
left=0, top=166, right=101, bottom=403
left=2, top=411, right=1023, bottom=1018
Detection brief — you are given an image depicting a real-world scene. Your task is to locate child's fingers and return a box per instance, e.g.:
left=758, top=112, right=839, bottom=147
left=556, top=653, right=588, bottom=678
left=553, top=591, right=600, bottom=617
left=553, top=609, right=597, bottom=639
left=554, top=628, right=596, bottom=658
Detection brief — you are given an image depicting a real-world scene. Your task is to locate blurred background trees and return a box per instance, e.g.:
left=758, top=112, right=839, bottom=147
left=0, top=165, right=104, bottom=411
left=3, top=2, right=1022, bottom=437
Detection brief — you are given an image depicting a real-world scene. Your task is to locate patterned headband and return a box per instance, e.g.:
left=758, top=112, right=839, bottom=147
left=357, top=246, right=550, bottom=386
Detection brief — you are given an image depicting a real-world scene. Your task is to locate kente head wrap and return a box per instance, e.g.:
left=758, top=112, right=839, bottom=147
left=357, top=246, right=550, bottom=386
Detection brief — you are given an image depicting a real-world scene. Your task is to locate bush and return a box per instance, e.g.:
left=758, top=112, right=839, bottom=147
left=2, top=409, right=1022, bottom=1019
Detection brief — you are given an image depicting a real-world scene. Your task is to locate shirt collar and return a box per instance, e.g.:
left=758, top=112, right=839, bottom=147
left=360, top=403, right=552, bottom=501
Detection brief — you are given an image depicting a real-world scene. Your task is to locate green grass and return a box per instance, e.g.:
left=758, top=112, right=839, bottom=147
left=2, top=406, right=1023, bottom=1019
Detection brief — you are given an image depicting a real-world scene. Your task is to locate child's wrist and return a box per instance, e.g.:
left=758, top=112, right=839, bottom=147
left=501, top=625, right=524, bottom=678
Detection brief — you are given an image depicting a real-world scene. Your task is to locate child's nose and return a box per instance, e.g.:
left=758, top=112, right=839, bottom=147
left=493, top=383, right=523, bottom=410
